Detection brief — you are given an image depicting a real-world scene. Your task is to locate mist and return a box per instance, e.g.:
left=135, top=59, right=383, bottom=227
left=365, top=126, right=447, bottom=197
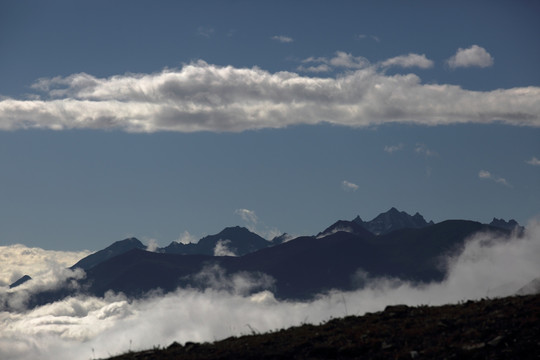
left=1, top=219, right=538, bottom=360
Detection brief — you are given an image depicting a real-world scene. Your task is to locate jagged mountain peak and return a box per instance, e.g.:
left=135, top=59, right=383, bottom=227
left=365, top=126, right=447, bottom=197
left=352, top=208, right=432, bottom=235
left=317, top=220, right=375, bottom=239
left=489, top=218, right=522, bottom=232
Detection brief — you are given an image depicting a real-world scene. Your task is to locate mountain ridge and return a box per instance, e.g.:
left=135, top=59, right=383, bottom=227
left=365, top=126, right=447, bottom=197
left=5, top=208, right=524, bottom=308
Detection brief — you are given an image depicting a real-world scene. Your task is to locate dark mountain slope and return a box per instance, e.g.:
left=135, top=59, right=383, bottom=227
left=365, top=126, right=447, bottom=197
left=84, top=249, right=216, bottom=297
left=368, top=220, right=507, bottom=281
left=71, top=237, right=146, bottom=270
left=74, top=220, right=508, bottom=301
left=236, top=232, right=380, bottom=298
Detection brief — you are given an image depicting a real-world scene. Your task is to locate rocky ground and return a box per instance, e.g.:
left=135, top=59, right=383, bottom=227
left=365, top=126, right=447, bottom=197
left=107, top=293, right=540, bottom=360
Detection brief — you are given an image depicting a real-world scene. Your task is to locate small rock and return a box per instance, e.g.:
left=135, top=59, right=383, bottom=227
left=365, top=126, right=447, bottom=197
left=410, top=350, right=419, bottom=358
left=488, top=335, right=504, bottom=347
left=462, top=342, right=485, bottom=351
left=381, top=341, right=393, bottom=350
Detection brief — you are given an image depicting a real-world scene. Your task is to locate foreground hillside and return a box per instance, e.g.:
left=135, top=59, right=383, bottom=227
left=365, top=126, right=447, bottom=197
left=107, top=293, right=540, bottom=360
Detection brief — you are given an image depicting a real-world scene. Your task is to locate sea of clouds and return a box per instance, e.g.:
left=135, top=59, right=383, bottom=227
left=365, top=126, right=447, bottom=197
left=1, top=219, right=539, bottom=360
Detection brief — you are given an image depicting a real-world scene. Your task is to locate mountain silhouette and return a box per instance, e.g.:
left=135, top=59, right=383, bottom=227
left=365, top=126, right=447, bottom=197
left=9, top=275, right=32, bottom=289
left=71, top=237, right=146, bottom=270
left=162, top=226, right=270, bottom=256
left=316, top=220, right=376, bottom=239
left=12, top=209, right=521, bottom=309
left=73, top=220, right=508, bottom=301
left=353, top=207, right=433, bottom=235
left=489, top=218, right=524, bottom=232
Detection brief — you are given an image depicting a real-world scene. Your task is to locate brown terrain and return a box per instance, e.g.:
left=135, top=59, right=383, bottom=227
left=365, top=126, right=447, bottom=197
left=107, top=293, right=540, bottom=360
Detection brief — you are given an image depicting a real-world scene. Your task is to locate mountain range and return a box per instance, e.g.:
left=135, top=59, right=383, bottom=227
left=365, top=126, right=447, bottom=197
left=5, top=208, right=526, bottom=309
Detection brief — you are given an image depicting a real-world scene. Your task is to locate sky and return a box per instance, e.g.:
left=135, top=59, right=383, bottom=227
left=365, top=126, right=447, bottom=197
left=0, top=0, right=539, bottom=251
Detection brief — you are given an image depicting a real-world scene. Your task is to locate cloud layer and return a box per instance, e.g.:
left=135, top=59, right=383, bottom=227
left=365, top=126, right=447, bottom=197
left=1, top=219, right=539, bottom=360
left=0, top=244, right=90, bottom=287
left=1, top=59, right=538, bottom=133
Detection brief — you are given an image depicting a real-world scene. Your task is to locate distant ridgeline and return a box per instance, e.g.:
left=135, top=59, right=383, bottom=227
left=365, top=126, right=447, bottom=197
left=5, top=208, right=529, bottom=310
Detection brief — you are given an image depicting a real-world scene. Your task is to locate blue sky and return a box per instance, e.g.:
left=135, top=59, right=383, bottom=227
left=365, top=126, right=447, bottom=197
left=0, top=0, right=539, bottom=251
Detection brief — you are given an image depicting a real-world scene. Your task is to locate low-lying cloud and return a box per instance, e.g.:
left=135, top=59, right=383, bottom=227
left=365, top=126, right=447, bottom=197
left=1, top=219, right=539, bottom=360
left=1, top=59, right=538, bottom=133
left=213, top=239, right=238, bottom=256
left=0, top=244, right=90, bottom=287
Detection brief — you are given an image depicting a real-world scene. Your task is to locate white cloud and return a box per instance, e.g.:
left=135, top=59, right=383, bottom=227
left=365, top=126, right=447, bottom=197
left=381, top=53, right=434, bottom=69
left=384, top=143, right=404, bottom=153
left=145, top=238, right=159, bottom=252
left=196, top=26, right=214, bottom=38
left=299, top=51, right=370, bottom=72
left=478, top=169, right=512, bottom=187
left=176, top=231, right=198, bottom=245
left=414, top=143, right=437, bottom=157
left=447, top=45, right=494, bottom=69
left=1, top=60, right=539, bottom=133
left=234, top=208, right=258, bottom=225
left=0, top=244, right=90, bottom=287
left=341, top=180, right=359, bottom=192
left=213, top=239, right=238, bottom=256
left=271, top=35, right=293, bottom=43
left=526, top=156, right=540, bottom=166
left=329, top=51, right=370, bottom=69
left=1, top=218, right=539, bottom=360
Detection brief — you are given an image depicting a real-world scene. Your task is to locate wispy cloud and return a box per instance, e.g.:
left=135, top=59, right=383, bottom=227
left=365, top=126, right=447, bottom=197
left=357, top=34, right=380, bottom=42
left=235, top=208, right=258, bottom=225
left=342, top=180, right=359, bottom=192
left=478, top=170, right=512, bottom=187
left=526, top=157, right=540, bottom=166
left=381, top=53, right=434, bottom=69
left=415, top=143, right=437, bottom=157
left=299, top=51, right=370, bottom=73
left=447, top=45, right=494, bottom=69
left=234, top=208, right=280, bottom=239
left=1, top=60, right=539, bottom=133
left=176, top=231, right=198, bottom=245
left=213, top=240, right=237, bottom=256
left=271, top=35, right=293, bottom=43
left=196, top=26, right=214, bottom=38
left=145, top=238, right=159, bottom=252
left=384, top=143, right=404, bottom=153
